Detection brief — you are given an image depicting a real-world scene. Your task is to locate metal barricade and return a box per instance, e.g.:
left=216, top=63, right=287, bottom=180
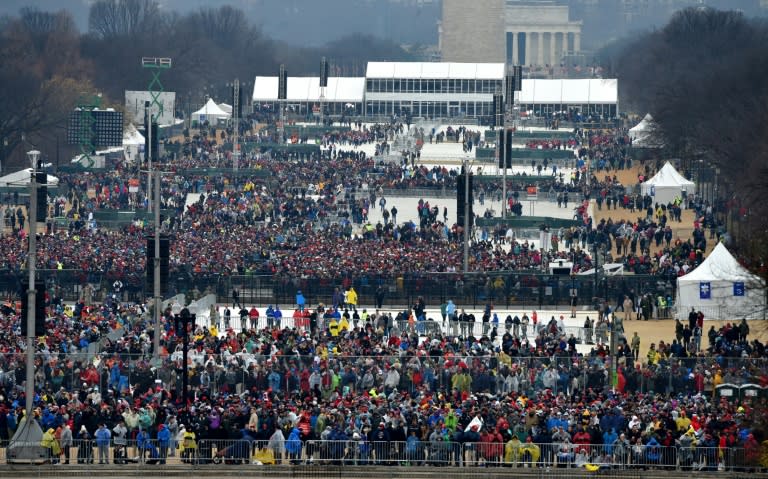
left=200, top=438, right=251, bottom=465
left=72, top=439, right=95, bottom=464
left=251, top=439, right=284, bottom=465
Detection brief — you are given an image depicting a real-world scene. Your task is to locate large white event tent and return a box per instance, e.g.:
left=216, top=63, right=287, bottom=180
left=517, top=78, right=618, bottom=105
left=0, top=169, right=59, bottom=188
left=641, top=162, right=695, bottom=205
left=191, top=98, right=231, bottom=124
left=677, top=243, right=766, bottom=320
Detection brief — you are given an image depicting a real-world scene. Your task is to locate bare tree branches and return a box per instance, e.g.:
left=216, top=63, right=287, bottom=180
left=599, top=7, right=768, bottom=271
left=87, top=0, right=162, bottom=39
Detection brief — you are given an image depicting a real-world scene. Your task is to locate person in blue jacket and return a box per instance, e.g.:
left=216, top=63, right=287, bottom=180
left=286, top=427, right=303, bottom=464
left=137, top=428, right=158, bottom=462
left=94, top=423, right=112, bottom=464
left=645, top=435, right=661, bottom=465
left=157, top=424, right=171, bottom=464
left=296, top=290, right=306, bottom=312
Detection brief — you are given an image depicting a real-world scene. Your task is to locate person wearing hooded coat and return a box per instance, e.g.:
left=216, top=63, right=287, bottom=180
left=157, top=423, right=171, bottom=464
left=286, top=426, right=302, bottom=464
left=76, top=425, right=93, bottom=464
left=59, top=423, right=73, bottom=464
left=41, top=428, right=61, bottom=463
left=268, top=425, right=286, bottom=464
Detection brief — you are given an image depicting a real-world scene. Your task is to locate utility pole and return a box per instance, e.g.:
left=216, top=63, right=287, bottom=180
left=463, top=157, right=470, bottom=274
left=7, top=150, right=46, bottom=463
left=277, top=64, right=287, bottom=143
left=25, top=150, right=39, bottom=419
left=232, top=78, right=240, bottom=171
left=153, top=169, right=161, bottom=361
left=141, top=57, right=171, bottom=362
left=146, top=102, right=153, bottom=211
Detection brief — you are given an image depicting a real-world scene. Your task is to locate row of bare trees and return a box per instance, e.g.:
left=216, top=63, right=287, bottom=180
left=599, top=7, right=768, bottom=275
left=0, top=0, right=412, bottom=170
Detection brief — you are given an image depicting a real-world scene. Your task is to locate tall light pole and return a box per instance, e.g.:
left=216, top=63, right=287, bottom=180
left=153, top=170, right=162, bottom=361
left=24, top=150, right=39, bottom=418
left=463, top=156, right=470, bottom=274
left=7, top=150, right=46, bottom=463
left=142, top=57, right=171, bottom=362
left=232, top=78, right=240, bottom=171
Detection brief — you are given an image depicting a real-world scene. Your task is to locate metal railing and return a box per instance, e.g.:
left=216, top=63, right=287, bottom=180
left=11, top=439, right=759, bottom=471
left=0, top=268, right=672, bottom=311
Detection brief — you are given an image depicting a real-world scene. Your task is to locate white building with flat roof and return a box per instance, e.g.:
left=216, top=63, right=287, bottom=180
left=252, top=62, right=617, bottom=121
left=252, top=76, right=365, bottom=115
left=365, top=62, right=505, bottom=118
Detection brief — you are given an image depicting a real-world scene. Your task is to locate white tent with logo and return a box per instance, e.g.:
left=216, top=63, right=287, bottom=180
left=0, top=168, right=59, bottom=188
left=191, top=98, right=230, bottom=124
left=641, top=161, right=695, bottom=205
left=676, top=243, right=766, bottom=320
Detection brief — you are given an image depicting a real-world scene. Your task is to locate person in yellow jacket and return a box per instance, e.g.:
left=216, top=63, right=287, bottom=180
left=338, top=316, right=349, bottom=332
left=179, top=429, right=197, bottom=464
left=504, top=436, right=522, bottom=465
left=646, top=343, right=660, bottom=365
left=328, top=318, right=340, bottom=337
left=346, top=287, right=358, bottom=310
left=41, top=428, right=61, bottom=463
left=712, top=369, right=723, bottom=397
left=759, top=439, right=768, bottom=469
left=675, top=410, right=691, bottom=433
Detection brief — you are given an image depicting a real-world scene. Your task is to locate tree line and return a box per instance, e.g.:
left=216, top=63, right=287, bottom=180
left=599, top=7, right=768, bottom=277
left=0, top=0, right=413, bottom=170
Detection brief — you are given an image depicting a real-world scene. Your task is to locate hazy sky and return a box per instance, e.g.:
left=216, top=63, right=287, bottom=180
left=1, top=0, right=765, bottom=49
left=0, top=0, right=442, bottom=45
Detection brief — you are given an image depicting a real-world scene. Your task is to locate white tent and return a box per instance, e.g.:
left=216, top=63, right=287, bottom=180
left=191, top=98, right=230, bottom=124
left=123, top=124, right=144, bottom=163
left=677, top=243, right=766, bottom=320
left=629, top=113, right=662, bottom=147
left=123, top=123, right=144, bottom=146
left=218, top=103, right=232, bottom=115
left=641, top=161, right=695, bottom=205
left=0, top=168, right=59, bottom=188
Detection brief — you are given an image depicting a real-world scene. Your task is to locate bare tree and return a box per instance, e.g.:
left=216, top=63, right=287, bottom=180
left=88, top=0, right=162, bottom=39
left=599, top=6, right=768, bottom=291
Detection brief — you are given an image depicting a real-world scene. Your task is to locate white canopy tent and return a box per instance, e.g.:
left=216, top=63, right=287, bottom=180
left=641, top=161, right=695, bottom=205
left=218, top=103, right=232, bottom=115
left=191, top=98, right=230, bottom=124
left=629, top=113, right=663, bottom=147
left=123, top=123, right=144, bottom=163
left=677, top=243, right=766, bottom=320
left=0, top=168, right=59, bottom=188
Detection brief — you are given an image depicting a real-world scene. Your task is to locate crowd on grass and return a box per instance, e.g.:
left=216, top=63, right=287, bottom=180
left=0, top=290, right=765, bottom=468
left=0, top=122, right=757, bottom=468
left=0, top=124, right=720, bottom=299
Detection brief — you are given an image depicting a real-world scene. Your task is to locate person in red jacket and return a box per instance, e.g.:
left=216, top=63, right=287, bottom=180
left=479, top=427, right=504, bottom=466
left=573, top=425, right=592, bottom=454
left=248, top=306, right=260, bottom=330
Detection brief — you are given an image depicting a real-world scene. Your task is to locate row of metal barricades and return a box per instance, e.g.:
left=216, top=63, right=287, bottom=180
left=13, top=438, right=762, bottom=471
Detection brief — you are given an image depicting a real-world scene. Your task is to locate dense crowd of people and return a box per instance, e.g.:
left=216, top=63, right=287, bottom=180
left=0, top=290, right=765, bottom=468
left=0, top=119, right=764, bottom=469
left=0, top=125, right=711, bottom=298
